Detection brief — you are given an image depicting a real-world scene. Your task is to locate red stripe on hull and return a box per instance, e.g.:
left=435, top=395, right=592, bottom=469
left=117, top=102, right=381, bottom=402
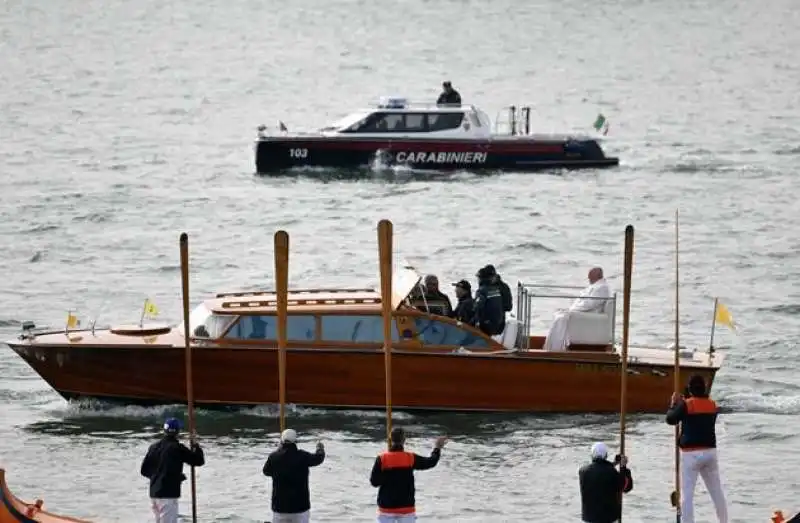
left=260, top=139, right=565, bottom=154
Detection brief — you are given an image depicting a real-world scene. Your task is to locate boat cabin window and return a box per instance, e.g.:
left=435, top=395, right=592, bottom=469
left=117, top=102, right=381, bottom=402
left=412, top=318, right=488, bottom=348
left=344, top=112, right=464, bottom=133
left=181, top=303, right=237, bottom=338
left=405, top=113, right=425, bottom=131
left=428, top=112, right=464, bottom=132
left=320, top=314, right=399, bottom=343
left=224, top=315, right=316, bottom=341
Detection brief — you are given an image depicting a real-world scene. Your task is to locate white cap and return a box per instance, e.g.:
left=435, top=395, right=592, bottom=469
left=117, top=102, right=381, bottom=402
left=281, top=429, right=297, bottom=443
left=591, top=442, right=608, bottom=460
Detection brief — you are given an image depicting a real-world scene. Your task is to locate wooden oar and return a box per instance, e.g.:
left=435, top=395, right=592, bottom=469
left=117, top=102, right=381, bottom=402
left=378, top=219, right=393, bottom=448
left=670, top=210, right=682, bottom=522
left=179, top=232, right=198, bottom=523
left=274, top=230, right=289, bottom=433
left=619, top=224, right=634, bottom=522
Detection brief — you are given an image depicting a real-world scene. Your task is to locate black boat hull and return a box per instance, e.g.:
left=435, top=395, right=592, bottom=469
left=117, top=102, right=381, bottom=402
left=254, top=136, right=618, bottom=173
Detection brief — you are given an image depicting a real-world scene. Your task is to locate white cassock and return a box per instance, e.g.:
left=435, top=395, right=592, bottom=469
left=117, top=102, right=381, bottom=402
left=543, top=279, right=610, bottom=351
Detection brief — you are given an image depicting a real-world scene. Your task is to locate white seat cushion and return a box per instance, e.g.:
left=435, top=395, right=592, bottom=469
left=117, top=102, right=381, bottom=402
left=565, top=296, right=615, bottom=345
left=491, top=316, right=519, bottom=350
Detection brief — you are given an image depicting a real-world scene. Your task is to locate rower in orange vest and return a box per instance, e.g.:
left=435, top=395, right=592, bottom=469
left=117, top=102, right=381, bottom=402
left=666, top=375, right=728, bottom=523
left=369, top=427, right=447, bottom=522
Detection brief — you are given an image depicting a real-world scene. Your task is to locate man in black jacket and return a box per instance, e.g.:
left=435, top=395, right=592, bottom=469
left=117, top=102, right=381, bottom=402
left=450, top=279, right=475, bottom=324
left=578, top=442, right=633, bottom=523
left=140, top=417, right=205, bottom=523
left=419, top=274, right=453, bottom=317
left=370, top=427, right=446, bottom=522
left=436, top=81, right=461, bottom=106
left=263, top=428, right=325, bottom=523
left=473, top=266, right=505, bottom=336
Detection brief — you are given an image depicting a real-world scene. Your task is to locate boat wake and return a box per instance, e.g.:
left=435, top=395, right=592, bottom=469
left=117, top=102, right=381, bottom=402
left=48, top=398, right=416, bottom=421
left=716, top=389, right=800, bottom=416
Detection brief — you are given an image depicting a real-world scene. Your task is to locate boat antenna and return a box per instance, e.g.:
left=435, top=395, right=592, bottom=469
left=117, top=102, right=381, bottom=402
left=274, top=230, right=289, bottom=433
left=179, top=232, right=198, bottom=523
left=619, top=224, right=634, bottom=522
left=670, top=210, right=682, bottom=521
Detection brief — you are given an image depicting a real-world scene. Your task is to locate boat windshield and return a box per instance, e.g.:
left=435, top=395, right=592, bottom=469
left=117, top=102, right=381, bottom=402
left=318, top=111, right=369, bottom=132
left=177, top=303, right=237, bottom=339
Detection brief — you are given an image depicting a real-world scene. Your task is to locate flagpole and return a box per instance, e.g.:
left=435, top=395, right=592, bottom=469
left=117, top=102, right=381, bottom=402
left=619, top=225, right=634, bottom=523
left=378, top=219, right=394, bottom=449
left=139, top=299, right=147, bottom=327
left=709, top=298, right=719, bottom=352
left=670, top=210, right=681, bottom=522
left=274, top=231, right=289, bottom=433
left=179, top=233, right=198, bottom=523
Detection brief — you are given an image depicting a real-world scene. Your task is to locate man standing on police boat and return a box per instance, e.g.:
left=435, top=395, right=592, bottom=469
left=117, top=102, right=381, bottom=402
left=140, top=417, right=205, bottom=523
left=370, top=427, right=447, bottom=522
left=543, top=267, right=610, bottom=351
left=666, top=375, right=728, bottom=523
left=436, top=81, right=461, bottom=106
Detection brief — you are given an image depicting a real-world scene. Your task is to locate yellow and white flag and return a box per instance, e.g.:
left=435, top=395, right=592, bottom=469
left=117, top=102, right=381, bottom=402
left=143, top=298, right=159, bottom=318
left=66, top=311, right=79, bottom=329
left=715, top=300, right=736, bottom=331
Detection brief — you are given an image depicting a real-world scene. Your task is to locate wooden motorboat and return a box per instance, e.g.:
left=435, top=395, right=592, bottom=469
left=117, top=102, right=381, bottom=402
left=0, top=469, right=91, bottom=523
left=4, top=226, right=723, bottom=414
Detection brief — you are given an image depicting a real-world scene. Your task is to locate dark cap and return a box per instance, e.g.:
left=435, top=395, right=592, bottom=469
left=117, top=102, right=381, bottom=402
left=484, top=264, right=497, bottom=276
left=452, top=279, right=471, bottom=291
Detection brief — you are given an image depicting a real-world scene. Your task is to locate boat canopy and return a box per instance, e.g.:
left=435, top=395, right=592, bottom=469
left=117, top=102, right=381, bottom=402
left=316, top=98, right=493, bottom=138
left=178, top=302, right=237, bottom=338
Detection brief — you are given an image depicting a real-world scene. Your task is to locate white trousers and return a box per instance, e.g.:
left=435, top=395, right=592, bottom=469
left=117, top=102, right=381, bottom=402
left=680, top=448, right=728, bottom=523
left=272, top=510, right=310, bottom=523
left=377, top=513, right=417, bottom=522
left=543, top=312, right=569, bottom=351
left=150, top=498, right=179, bottom=523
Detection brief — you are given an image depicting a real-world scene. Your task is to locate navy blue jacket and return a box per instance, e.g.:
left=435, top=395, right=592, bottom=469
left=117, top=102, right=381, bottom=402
left=666, top=395, right=718, bottom=449
left=140, top=435, right=205, bottom=499
left=473, top=281, right=505, bottom=336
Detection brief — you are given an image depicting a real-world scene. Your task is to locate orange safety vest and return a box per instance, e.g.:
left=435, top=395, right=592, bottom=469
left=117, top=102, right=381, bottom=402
left=378, top=451, right=416, bottom=515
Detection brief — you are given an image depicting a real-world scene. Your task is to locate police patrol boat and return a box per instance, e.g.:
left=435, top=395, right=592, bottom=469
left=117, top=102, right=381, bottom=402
left=254, top=97, right=619, bottom=173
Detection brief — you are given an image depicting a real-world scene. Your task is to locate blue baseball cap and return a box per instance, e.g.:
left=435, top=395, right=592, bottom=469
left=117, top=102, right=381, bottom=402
left=164, top=417, right=182, bottom=433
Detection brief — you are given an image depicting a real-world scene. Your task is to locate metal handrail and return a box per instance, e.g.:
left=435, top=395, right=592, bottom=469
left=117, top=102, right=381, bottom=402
left=515, top=281, right=617, bottom=351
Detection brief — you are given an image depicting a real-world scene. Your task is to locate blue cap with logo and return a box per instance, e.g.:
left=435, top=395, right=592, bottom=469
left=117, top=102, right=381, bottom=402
left=164, top=417, right=182, bottom=433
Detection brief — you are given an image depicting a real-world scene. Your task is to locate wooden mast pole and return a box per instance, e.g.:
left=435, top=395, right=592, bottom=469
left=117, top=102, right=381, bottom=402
left=619, top=225, right=634, bottom=522
left=179, top=233, right=198, bottom=523
left=274, top=231, right=289, bottom=433
left=670, top=210, right=682, bottom=521
left=378, top=219, right=394, bottom=448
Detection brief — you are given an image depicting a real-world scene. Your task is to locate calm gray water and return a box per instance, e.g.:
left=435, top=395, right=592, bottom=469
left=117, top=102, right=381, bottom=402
left=2, top=0, right=800, bottom=521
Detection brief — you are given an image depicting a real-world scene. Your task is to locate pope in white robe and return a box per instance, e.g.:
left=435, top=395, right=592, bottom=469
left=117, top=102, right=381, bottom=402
left=543, top=267, right=611, bottom=351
